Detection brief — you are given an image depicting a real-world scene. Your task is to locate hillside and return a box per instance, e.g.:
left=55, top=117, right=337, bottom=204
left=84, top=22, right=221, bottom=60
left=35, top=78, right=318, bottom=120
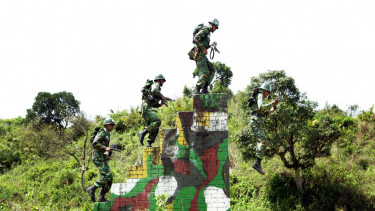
left=1, top=91, right=375, bottom=210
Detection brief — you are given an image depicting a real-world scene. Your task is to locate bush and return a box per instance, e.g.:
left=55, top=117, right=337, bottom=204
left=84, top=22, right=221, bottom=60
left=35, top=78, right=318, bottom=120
left=266, top=173, right=303, bottom=210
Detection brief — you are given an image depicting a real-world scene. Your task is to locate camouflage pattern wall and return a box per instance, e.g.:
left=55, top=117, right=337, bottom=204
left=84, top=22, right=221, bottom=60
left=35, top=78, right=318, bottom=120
left=95, top=94, right=229, bottom=211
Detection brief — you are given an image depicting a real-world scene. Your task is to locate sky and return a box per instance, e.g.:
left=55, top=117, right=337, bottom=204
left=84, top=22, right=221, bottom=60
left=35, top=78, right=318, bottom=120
left=1, top=0, right=374, bottom=119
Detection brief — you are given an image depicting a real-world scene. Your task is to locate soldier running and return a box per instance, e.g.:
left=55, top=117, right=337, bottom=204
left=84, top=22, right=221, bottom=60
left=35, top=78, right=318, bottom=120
left=139, top=74, right=172, bottom=147
left=87, top=118, right=116, bottom=203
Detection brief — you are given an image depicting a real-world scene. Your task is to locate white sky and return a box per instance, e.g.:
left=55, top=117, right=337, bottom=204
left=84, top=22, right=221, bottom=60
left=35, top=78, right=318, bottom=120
left=1, top=0, right=374, bottom=119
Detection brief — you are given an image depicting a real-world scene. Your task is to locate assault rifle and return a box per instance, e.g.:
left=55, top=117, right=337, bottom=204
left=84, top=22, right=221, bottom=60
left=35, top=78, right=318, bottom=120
left=273, top=96, right=283, bottom=111
left=159, top=97, right=176, bottom=107
left=104, top=142, right=122, bottom=156
left=275, top=96, right=283, bottom=102
left=210, top=41, right=220, bottom=59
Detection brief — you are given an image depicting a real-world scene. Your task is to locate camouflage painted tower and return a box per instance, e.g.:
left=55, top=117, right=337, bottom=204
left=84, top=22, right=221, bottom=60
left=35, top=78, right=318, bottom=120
left=95, top=93, right=229, bottom=210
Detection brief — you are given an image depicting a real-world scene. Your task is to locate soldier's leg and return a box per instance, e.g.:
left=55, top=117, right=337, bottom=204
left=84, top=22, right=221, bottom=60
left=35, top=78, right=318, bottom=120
left=139, top=111, right=150, bottom=145
left=93, top=159, right=113, bottom=189
left=146, top=111, right=161, bottom=146
left=252, top=127, right=267, bottom=159
left=195, top=53, right=209, bottom=89
left=102, top=170, right=113, bottom=193
left=98, top=171, right=113, bottom=203
left=250, top=117, right=267, bottom=174
left=250, top=117, right=267, bottom=159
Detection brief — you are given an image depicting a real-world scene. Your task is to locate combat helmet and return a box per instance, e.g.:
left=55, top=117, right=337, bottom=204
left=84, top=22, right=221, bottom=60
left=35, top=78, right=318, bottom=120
left=154, top=74, right=166, bottom=82
left=103, top=118, right=116, bottom=126
left=209, top=18, right=219, bottom=29
left=259, top=82, right=271, bottom=92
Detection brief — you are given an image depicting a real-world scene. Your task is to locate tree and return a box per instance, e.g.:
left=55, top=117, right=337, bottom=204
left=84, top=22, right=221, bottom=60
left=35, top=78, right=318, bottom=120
left=65, top=114, right=92, bottom=192
left=183, top=85, right=193, bottom=98
left=213, top=61, right=233, bottom=88
left=26, top=91, right=80, bottom=133
left=346, top=104, right=359, bottom=117
left=236, top=70, right=340, bottom=191
left=25, top=92, right=92, bottom=191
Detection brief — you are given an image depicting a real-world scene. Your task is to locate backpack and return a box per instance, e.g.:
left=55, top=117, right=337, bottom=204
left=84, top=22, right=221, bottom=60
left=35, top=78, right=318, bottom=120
left=90, top=127, right=101, bottom=144
left=192, top=23, right=204, bottom=40
left=188, top=24, right=205, bottom=60
left=248, top=87, right=260, bottom=108
left=141, top=79, right=153, bottom=98
left=141, top=79, right=159, bottom=104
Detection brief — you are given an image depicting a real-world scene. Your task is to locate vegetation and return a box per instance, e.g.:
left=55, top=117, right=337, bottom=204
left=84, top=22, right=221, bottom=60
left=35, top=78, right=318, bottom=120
left=1, top=71, right=375, bottom=210
left=26, top=91, right=80, bottom=133
left=236, top=71, right=341, bottom=191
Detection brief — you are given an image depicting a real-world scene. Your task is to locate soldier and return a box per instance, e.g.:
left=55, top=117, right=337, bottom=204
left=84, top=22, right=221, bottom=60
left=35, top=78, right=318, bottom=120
left=191, top=18, right=219, bottom=94
left=87, top=118, right=116, bottom=203
left=249, top=83, right=279, bottom=175
left=138, top=74, right=169, bottom=147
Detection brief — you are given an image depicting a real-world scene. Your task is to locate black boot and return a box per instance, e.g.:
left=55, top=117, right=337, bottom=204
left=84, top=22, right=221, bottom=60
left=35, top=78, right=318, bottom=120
left=194, top=86, right=201, bottom=95
left=98, top=189, right=110, bottom=203
left=252, top=158, right=265, bottom=175
left=87, top=185, right=98, bottom=202
left=138, top=129, right=148, bottom=146
left=146, top=141, right=153, bottom=147
left=202, top=84, right=209, bottom=94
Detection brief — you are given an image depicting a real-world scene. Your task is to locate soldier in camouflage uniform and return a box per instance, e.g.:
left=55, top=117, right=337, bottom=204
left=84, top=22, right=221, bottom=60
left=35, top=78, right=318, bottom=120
left=192, top=18, right=219, bottom=94
left=87, top=118, right=116, bottom=203
left=138, top=74, right=168, bottom=147
left=250, top=83, right=279, bottom=175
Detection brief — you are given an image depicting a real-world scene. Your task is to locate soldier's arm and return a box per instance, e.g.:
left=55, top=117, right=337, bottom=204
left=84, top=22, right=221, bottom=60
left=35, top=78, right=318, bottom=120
left=257, top=94, right=273, bottom=113
left=151, top=83, right=165, bottom=100
left=193, top=27, right=210, bottom=50
left=92, top=130, right=107, bottom=152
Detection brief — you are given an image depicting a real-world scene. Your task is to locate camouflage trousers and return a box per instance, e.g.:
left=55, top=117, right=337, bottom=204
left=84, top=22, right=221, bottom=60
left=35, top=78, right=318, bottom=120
left=92, top=154, right=113, bottom=193
left=195, top=51, right=215, bottom=89
left=250, top=115, right=268, bottom=160
left=143, top=108, right=161, bottom=144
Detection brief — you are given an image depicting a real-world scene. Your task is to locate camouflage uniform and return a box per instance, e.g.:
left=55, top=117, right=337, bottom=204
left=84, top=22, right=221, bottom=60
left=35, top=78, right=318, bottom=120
left=92, top=128, right=113, bottom=193
left=193, top=26, right=215, bottom=89
left=141, top=81, right=163, bottom=145
left=250, top=93, right=273, bottom=159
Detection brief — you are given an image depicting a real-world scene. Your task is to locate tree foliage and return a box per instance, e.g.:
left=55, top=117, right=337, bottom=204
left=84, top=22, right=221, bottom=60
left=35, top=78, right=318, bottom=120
left=211, top=62, right=233, bottom=96
left=212, top=61, right=233, bottom=88
left=235, top=70, right=340, bottom=190
left=26, top=91, right=80, bottom=132
left=183, top=85, right=193, bottom=98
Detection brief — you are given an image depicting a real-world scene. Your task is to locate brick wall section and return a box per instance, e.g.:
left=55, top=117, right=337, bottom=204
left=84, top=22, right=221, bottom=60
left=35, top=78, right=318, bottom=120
left=94, top=93, right=229, bottom=211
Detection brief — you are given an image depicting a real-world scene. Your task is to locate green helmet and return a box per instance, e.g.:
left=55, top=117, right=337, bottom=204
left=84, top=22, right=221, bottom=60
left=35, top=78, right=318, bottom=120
left=103, top=118, right=115, bottom=126
left=259, top=82, right=271, bottom=92
left=209, top=18, right=219, bottom=29
left=154, top=74, right=166, bottom=82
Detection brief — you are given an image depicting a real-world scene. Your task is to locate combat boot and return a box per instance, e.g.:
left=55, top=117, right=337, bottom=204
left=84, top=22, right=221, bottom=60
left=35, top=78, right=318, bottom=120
left=138, top=129, right=148, bottom=146
left=87, top=185, right=98, bottom=202
left=252, top=158, right=265, bottom=175
left=146, top=140, right=153, bottom=147
left=202, top=85, right=209, bottom=94
left=98, top=189, right=110, bottom=203
left=194, top=86, right=201, bottom=95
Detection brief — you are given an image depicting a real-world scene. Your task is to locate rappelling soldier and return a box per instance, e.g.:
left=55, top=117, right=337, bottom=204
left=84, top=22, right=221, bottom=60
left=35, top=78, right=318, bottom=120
left=249, top=83, right=279, bottom=175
